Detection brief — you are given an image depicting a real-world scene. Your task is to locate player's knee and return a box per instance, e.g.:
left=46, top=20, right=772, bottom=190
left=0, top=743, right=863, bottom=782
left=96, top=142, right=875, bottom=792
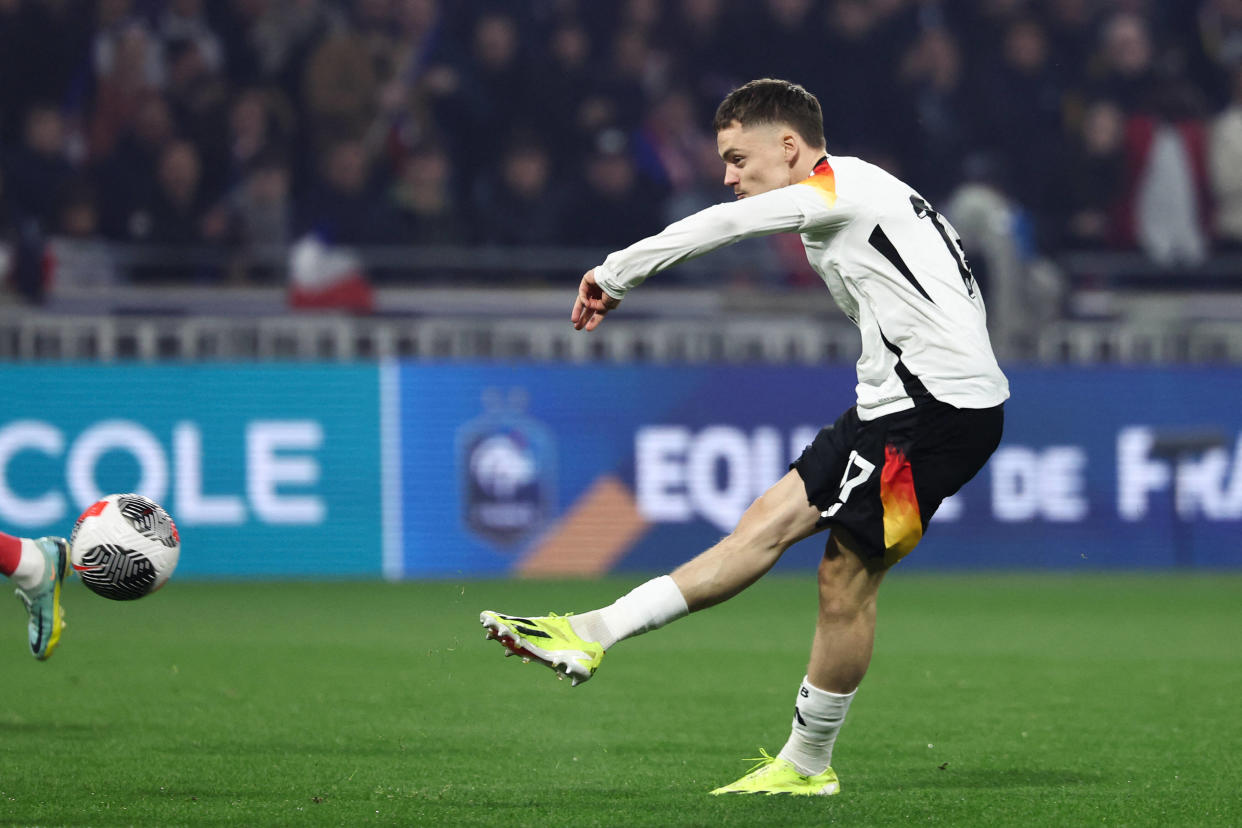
left=816, top=573, right=875, bottom=623
left=816, top=550, right=877, bottom=622
left=816, top=588, right=872, bottom=624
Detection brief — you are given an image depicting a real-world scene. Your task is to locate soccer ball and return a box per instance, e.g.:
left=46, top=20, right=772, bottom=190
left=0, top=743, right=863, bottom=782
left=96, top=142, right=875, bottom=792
left=69, top=493, right=180, bottom=600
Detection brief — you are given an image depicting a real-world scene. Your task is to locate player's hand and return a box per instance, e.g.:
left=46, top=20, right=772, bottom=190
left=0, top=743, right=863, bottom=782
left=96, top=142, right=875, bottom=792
left=572, top=269, right=622, bottom=332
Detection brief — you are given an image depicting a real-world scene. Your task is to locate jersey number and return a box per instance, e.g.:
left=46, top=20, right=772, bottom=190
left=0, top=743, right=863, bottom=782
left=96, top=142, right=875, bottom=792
left=822, top=451, right=875, bottom=518
left=909, top=195, right=976, bottom=298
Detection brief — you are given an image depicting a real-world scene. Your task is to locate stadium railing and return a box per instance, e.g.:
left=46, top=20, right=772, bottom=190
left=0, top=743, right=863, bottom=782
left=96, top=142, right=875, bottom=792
left=5, top=241, right=1242, bottom=363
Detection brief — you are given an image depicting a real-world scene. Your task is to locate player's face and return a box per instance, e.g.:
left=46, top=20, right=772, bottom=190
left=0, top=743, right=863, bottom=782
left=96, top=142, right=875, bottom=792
left=717, top=121, right=794, bottom=199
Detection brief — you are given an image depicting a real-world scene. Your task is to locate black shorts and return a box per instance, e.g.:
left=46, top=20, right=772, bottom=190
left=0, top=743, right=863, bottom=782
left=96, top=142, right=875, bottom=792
left=791, top=401, right=1003, bottom=568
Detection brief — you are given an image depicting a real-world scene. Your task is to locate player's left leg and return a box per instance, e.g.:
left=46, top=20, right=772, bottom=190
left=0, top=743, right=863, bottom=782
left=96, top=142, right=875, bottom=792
left=711, top=530, right=883, bottom=796
left=1, top=531, right=71, bottom=660
left=714, top=402, right=1004, bottom=795
left=804, top=528, right=886, bottom=693
left=771, top=531, right=884, bottom=785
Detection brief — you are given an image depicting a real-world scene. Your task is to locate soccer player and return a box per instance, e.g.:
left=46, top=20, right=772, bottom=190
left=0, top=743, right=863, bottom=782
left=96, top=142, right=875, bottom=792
left=0, top=531, right=70, bottom=660
left=481, top=79, right=1009, bottom=796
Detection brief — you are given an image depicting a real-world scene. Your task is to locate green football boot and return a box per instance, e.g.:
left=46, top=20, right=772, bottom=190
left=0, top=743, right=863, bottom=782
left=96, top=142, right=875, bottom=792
left=479, top=611, right=604, bottom=686
left=710, top=749, right=841, bottom=796
left=14, top=537, right=70, bottom=660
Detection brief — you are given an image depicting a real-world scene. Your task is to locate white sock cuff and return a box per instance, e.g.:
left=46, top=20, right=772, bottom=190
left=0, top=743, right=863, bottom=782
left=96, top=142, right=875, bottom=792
left=633, top=575, right=689, bottom=629
left=801, top=677, right=857, bottom=708
left=12, top=539, right=46, bottom=591
left=570, top=575, right=690, bottom=649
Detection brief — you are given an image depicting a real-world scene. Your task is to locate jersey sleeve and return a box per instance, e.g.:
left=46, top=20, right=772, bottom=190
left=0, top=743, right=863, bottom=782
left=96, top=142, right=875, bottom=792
left=593, top=181, right=849, bottom=299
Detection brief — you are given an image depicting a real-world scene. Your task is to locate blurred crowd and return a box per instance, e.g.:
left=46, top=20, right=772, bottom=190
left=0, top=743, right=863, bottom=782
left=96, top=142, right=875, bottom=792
left=2, top=0, right=1242, bottom=300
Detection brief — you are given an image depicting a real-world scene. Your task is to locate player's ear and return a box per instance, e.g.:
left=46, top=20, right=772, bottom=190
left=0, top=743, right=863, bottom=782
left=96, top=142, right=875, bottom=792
left=782, top=132, right=798, bottom=164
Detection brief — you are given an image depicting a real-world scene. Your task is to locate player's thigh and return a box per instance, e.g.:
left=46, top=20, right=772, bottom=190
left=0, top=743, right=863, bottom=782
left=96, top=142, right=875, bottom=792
left=735, top=469, right=825, bottom=550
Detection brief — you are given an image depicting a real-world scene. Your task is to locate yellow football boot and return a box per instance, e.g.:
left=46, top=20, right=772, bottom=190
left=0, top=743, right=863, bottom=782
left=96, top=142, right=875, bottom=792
left=480, top=610, right=604, bottom=686
left=710, top=749, right=841, bottom=796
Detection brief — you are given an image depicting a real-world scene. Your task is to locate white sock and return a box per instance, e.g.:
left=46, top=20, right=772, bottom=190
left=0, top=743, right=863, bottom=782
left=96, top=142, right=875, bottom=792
left=568, top=575, right=688, bottom=650
left=777, top=676, right=856, bottom=776
left=11, top=539, right=47, bottom=592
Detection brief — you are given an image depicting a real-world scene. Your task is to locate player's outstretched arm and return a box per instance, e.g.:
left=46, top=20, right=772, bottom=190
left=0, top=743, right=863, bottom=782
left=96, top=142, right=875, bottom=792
left=571, top=186, right=833, bottom=332
left=571, top=269, right=621, bottom=332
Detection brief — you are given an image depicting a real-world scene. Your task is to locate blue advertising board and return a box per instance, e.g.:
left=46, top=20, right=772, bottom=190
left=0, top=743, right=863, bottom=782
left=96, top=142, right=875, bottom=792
left=0, top=364, right=382, bottom=577
left=5, top=362, right=1240, bottom=579
left=396, top=363, right=1242, bottom=576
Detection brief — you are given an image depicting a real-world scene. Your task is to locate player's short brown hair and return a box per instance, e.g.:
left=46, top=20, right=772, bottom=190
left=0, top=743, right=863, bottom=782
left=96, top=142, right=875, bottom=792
left=712, top=79, right=825, bottom=149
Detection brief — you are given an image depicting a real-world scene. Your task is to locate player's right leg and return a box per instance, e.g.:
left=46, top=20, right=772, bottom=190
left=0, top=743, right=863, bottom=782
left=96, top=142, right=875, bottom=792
left=1, top=531, right=71, bottom=660
left=668, top=470, right=824, bottom=610
left=480, top=470, right=825, bottom=684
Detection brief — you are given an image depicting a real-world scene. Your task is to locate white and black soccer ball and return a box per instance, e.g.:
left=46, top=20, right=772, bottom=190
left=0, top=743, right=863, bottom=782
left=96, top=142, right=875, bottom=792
left=69, top=493, right=180, bottom=600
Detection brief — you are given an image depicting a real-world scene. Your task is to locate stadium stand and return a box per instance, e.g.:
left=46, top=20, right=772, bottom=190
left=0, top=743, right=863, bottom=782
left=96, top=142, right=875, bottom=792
left=1, top=0, right=1240, bottom=362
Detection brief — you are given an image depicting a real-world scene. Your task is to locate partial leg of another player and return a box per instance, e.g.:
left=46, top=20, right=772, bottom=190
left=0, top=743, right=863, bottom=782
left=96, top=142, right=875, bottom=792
left=0, top=531, right=71, bottom=660
left=480, top=470, right=823, bottom=684
left=711, top=529, right=884, bottom=796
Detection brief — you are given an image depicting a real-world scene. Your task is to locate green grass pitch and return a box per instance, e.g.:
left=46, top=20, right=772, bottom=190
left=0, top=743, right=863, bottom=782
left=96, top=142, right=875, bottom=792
left=2, top=572, right=1240, bottom=827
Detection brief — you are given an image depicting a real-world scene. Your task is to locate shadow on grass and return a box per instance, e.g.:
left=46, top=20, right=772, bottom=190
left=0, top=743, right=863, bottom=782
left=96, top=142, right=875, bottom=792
left=891, top=767, right=1106, bottom=790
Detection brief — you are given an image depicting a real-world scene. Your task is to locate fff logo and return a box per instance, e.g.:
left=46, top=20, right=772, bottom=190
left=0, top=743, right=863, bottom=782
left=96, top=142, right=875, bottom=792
left=456, top=388, right=556, bottom=547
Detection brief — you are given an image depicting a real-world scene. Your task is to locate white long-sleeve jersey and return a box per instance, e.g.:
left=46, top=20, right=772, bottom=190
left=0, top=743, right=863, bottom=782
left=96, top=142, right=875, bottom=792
left=594, top=155, right=1010, bottom=419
